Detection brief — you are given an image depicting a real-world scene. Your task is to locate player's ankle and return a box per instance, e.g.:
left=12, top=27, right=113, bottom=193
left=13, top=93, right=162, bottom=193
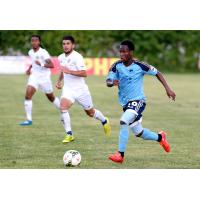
left=102, top=119, right=107, bottom=125
left=157, top=134, right=162, bottom=142
left=66, top=131, right=73, bottom=135
left=118, top=151, right=124, bottom=157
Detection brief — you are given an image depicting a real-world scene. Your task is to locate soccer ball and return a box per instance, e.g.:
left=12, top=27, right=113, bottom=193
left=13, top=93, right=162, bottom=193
left=63, top=150, right=81, bottom=167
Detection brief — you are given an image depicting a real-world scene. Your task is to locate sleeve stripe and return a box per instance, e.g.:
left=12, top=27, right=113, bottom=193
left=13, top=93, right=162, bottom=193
left=134, top=60, right=152, bottom=72
left=109, top=60, right=122, bottom=72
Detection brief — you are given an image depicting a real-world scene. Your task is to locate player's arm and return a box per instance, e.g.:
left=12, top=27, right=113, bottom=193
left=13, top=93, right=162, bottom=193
left=60, top=66, right=87, bottom=77
left=26, top=65, right=32, bottom=75
left=137, top=61, right=176, bottom=101
left=106, top=62, right=119, bottom=87
left=55, top=72, right=64, bottom=89
left=156, top=71, right=176, bottom=101
left=35, top=59, right=54, bottom=68
left=44, top=59, right=54, bottom=68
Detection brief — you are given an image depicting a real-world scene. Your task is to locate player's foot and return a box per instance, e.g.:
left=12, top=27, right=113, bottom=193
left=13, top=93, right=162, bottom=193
left=62, top=135, right=75, bottom=143
left=159, top=131, right=170, bottom=153
left=103, top=117, right=111, bottom=137
left=109, top=152, right=124, bottom=163
left=19, top=120, right=32, bottom=126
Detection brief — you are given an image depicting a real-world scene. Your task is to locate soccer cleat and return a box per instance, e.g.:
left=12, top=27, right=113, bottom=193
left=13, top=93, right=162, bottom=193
left=159, top=131, right=170, bottom=153
left=19, top=120, right=32, bottom=126
left=109, top=152, right=124, bottom=163
left=62, top=135, right=75, bottom=144
left=103, top=117, right=111, bottom=137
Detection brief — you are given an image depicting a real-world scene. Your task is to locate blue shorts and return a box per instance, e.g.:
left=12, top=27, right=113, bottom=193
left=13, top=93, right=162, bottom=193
left=123, top=100, right=146, bottom=124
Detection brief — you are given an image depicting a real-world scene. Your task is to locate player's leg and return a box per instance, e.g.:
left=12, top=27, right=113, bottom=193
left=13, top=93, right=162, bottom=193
left=77, top=91, right=111, bottom=136
left=60, top=89, right=75, bottom=143
left=84, top=107, right=111, bottom=137
left=109, top=109, right=137, bottom=163
left=19, top=85, right=36, bottom=126
left=130, top=121, right=170, bottom=152
left=45, top=93, right=60, bottom=110
left=39, top=77, right=60, bottom=110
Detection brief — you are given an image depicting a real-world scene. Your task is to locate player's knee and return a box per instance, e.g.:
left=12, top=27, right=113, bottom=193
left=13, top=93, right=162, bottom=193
left=60, top=104, right=67, bottom=112
left=120, top=120, right=127, bottom=125
left=47, top=95, right=55, bottom=102
left=135, top=130, right=144, bottom=138
left=25, top=95, right=32, bottom=100
left=86, top=110, right=95, bottom=117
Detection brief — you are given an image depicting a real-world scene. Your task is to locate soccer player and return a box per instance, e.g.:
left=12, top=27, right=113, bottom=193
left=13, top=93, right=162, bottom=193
left=106, top=40, right=176, bottom=163
left=55, top=35, right=111, bottom=143
left=19, top=35, right=60, bottom=126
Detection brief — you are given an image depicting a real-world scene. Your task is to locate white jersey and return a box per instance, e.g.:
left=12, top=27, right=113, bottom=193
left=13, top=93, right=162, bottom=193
left=28, top=47, right=51, bottom=76
left=58, top=50, right=88, bottom=90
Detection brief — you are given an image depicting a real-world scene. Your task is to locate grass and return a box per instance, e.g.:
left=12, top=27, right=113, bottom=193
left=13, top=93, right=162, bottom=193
left=0, top=74, right=200, bottom=168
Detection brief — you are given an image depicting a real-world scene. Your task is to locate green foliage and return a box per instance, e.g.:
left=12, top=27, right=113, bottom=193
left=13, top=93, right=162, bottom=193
left=0, top=30, right=200, bottom=72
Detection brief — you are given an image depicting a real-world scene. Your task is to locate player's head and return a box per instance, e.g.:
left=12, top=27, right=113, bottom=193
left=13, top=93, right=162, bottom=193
left=30, top=35, right=41, bottom=50
left=62, top=35, right=75, bottom=54
left=119, top=40, right=135, bottom=62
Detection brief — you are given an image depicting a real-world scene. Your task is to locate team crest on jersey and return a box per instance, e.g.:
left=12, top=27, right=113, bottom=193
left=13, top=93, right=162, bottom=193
left=67, top=59, right=71, bottom=63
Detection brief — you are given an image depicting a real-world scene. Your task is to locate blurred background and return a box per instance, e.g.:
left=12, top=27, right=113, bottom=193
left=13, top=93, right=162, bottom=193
left=0, top=30, right=200, bottom=73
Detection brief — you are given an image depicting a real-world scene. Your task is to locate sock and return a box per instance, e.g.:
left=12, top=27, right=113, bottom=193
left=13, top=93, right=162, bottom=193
left=141, top=128, right=159, bottom=141
left=93, top=109, right=106, bottom=124
left=118, top=151, right=124, bottom=157
left=24, top=100, right=32, bottom=121
left=61, top=110, right=72, bottom=135
left=53, top=97, right=60, bottom=110
left=66, top=131, right=72, bottom=135
left=118, top=124, right=129, bottom=152
left=157, top=134, right=162, bottom=142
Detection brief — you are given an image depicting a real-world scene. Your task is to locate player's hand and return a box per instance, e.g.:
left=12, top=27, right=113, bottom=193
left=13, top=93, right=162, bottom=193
left=35, top=60, right=41, bottom=66
left=55, top=81, right=62, bottom=89
left=113, top=80, right=119, bottom=86
left=60, top=66, right=71, bottom=74
left=106, top=79, right=119, bottom=87
left=166, top=88, right=176, bottom=101
left=26, top=69, right=31, bottom=75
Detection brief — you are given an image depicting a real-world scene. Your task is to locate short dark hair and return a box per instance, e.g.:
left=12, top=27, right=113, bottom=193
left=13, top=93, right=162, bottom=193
left=31, top=35, right=41, bottom=42
left=62, top=35, right=75, bottom=44
left=120, top=40, right=135, bottom=51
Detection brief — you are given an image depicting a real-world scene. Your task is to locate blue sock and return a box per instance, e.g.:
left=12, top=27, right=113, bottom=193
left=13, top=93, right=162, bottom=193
left=102, top=119, right=107, bottom=125
left=66, top=131, right=72, bottom=136
left=141, top=128, right=158, bottom=141
left=118, top=125, right=129, bottom=152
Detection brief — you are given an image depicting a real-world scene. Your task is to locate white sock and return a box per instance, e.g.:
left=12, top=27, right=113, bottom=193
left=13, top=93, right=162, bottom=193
left=93, top=109, right=106, bottom=123
left=24, top=100, right=32, bottom=121
left=53, top=97, right=60, bottom=110
left=61, top=110, right=72, bottom=134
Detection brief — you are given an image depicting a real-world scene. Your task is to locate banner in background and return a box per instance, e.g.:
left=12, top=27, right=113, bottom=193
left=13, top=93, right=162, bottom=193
left=0, top=56, right=119, bottom=75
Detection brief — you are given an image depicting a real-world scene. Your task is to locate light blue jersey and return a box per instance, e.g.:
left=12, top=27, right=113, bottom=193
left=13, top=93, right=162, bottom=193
left=107, top=60, right=158, bottom=106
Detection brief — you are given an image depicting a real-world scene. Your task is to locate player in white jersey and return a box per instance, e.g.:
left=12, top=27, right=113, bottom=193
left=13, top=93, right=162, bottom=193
left=55, top=35, right=111, bottom=143
left=19, top=35, right=60, bottom=126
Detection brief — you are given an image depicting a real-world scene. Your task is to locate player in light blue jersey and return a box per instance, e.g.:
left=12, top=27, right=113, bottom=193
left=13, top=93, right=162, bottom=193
left=107, top=40, right=176, bottom=163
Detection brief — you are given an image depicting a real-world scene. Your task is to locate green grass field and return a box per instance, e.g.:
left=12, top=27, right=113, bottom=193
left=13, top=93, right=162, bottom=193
left=0, top=74, right=200, bottom=168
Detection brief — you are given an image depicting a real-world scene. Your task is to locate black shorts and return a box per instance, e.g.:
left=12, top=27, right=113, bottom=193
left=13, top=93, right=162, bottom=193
left=123, top=100, right=146, bottom=124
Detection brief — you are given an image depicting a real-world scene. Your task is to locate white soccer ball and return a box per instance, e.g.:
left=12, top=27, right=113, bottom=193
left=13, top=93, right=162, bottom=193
left=63, top=150, right=81, bottom=167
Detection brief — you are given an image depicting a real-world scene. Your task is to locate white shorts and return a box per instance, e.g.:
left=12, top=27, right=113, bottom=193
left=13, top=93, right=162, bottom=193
left=61, top=87, right=93, bottom=110
left=27, top=74, right=53, bottom=94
